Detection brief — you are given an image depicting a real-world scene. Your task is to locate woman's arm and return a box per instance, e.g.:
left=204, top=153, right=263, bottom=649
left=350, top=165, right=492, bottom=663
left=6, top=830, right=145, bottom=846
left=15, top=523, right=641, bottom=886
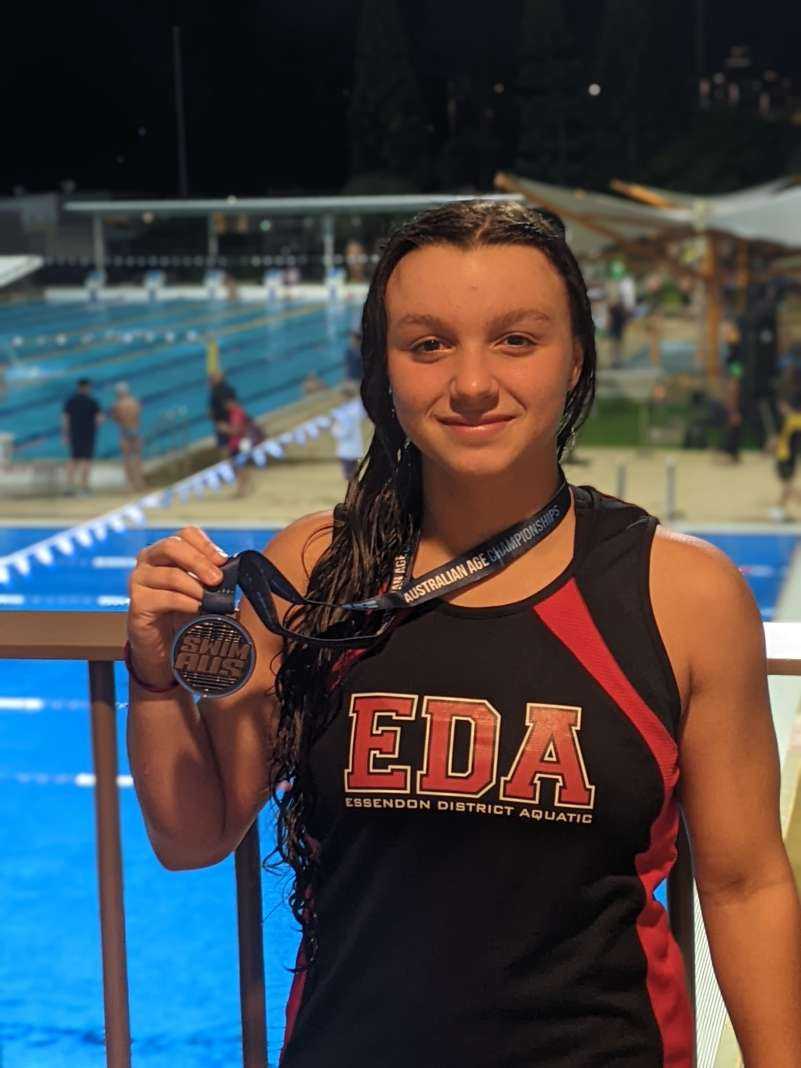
left=126, top=511, right=333, bottom=870
left=652, top=531, right=801, bottom=1067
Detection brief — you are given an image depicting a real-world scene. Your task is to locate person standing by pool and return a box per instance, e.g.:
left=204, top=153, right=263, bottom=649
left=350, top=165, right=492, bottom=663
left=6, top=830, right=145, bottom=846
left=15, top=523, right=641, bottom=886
left=713, top=320, right=745, bottom=464
left=330, top=380, right=364, bottom=480
left=125, top=201, right=801, bottom=1067
left=109, top=382, right=145, bottom=491
left=62, top=377, right=102, bottom=495
left=770, top=358, right=801, bottom=521
left=221, top=391, right=263, bottom=498
left=208, top=368, right=235, bottom=457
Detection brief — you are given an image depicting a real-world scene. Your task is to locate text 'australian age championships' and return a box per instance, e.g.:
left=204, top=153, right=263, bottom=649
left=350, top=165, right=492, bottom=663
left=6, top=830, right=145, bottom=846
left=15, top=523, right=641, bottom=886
left=400, top=504, right=563, bottom=606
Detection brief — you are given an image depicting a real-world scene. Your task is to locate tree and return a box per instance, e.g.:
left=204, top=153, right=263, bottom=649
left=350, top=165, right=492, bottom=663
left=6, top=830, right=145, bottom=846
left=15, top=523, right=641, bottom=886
left=347, top=0, right=432, bottom=190
left=514, top=0, right=587, bottom=185
left=436, top=75, right=502, bottom=192
left=593, top=0, right=652, bottom=182
left=594, top=0, right=694, bottom=187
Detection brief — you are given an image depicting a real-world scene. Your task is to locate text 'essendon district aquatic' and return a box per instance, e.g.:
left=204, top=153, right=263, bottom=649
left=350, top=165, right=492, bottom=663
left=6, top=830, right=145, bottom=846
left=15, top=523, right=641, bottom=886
left=343, top=691, right=597, bottom=823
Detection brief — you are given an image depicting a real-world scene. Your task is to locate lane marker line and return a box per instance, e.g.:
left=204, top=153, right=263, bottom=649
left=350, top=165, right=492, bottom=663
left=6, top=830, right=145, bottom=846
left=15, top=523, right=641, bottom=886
left=0, top=770, right=134, bottom=788
left=0, top=697, right=44, bottom=711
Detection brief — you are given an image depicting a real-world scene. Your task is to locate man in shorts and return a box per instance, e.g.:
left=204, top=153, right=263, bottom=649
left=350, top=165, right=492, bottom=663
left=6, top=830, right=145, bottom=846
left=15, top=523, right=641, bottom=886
left=208, top=370, right=235, bottom=457
left=62, top=378, right=103, bottom=495
left=109, top=382, right=145, bottom=491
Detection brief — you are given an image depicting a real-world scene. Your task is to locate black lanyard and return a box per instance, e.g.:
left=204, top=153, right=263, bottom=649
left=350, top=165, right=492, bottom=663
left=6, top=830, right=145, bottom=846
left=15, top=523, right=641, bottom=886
left=207, top=471, right=571, bottom=622
left=350, top=475, right=571, bottom=612
left=172, top=472, right=571, bottom=695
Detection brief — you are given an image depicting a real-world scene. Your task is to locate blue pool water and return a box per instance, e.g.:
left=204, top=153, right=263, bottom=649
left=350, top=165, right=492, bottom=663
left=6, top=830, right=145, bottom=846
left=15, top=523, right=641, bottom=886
left=0, top=524, right=797, bottom=1066
left=0, top=300, right=356, bottom=460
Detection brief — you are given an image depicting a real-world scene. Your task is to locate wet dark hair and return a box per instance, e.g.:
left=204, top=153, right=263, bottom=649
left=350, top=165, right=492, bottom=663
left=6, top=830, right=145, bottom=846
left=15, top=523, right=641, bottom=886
left=269, top=199, right=597, bottom=964
left=77, top=377, right=91, bottom=388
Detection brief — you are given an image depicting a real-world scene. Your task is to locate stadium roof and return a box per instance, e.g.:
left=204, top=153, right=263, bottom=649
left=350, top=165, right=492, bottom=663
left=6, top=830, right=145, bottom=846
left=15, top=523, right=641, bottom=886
left=64, top=193, right=525, bottom=218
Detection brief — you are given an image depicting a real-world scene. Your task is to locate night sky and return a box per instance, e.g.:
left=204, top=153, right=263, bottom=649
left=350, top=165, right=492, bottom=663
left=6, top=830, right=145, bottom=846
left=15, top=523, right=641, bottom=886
left=4, top=0, right=800, bottom=198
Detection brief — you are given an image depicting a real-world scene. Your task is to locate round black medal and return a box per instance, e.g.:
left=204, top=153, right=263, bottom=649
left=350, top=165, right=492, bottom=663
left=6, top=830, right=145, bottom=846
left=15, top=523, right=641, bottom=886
left=171, top=614, right=255, bottom=697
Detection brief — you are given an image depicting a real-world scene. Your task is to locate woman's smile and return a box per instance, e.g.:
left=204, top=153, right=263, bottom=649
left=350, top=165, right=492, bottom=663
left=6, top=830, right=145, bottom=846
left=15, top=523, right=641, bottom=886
left=436, top=414, right=516, bottom=439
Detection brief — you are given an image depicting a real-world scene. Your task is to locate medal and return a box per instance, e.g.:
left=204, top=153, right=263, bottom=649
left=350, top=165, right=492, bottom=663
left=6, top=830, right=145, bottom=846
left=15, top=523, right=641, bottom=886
left=171, top=614, right=255, bottom=697
left=171, top=556, right=256, bottom=697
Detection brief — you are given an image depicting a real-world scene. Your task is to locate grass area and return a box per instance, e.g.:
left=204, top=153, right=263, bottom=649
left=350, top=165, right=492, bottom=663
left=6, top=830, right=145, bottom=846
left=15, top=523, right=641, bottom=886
left=578, top=396, right=764, bottom=450
left=579, top=397, right=688, bottom=448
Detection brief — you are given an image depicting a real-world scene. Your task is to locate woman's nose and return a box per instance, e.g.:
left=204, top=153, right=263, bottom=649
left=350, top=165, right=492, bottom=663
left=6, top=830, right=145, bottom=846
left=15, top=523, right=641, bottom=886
left=449, top=348, right=499, bottom=407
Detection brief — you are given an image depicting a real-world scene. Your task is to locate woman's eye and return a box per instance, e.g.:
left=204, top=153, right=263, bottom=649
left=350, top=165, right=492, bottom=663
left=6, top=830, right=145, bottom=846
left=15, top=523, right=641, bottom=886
left=412, top=338, right=445, bottom=355
left=503, top=334, right=533, bottom=348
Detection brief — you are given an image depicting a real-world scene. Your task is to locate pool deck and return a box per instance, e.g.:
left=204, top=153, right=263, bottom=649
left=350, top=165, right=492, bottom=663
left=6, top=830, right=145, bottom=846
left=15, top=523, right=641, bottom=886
left=2, top=385, right=800, bottom=531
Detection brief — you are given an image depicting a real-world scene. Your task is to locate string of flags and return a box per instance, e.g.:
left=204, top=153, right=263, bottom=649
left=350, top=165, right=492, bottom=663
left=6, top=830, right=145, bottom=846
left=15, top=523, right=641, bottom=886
left=5, top=326, right=219, bottom=350
left=0, top=402, right=349, bottom=586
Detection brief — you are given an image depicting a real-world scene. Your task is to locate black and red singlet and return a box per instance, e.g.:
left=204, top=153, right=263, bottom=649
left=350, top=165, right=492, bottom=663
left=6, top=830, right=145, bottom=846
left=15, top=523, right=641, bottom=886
left=280, top=485, right=694, bottom=1067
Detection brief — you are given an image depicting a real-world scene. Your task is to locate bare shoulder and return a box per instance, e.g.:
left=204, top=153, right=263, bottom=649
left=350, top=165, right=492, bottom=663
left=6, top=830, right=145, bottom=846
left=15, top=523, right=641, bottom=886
left=649, top=525, right=764, bottom=708
left=263, top=509, right=335, bottom=595
left=650, top=525, right=755, bottom=610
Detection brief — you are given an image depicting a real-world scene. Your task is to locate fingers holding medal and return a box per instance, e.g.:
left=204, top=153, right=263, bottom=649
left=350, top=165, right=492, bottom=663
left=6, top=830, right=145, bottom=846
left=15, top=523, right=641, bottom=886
left=127, top=527, right=233, bottom=692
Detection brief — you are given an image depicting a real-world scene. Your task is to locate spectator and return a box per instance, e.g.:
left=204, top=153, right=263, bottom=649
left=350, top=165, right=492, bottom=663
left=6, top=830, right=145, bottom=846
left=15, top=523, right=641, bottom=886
left=208, top=369, right=235, bottom=456
left=719, top=321, right=744, bottom=463
left=109, top=382, right=145, bottom=491
left=225, top=273, right=239, bottom=302
left=62, top=378, right=103, bottom=495
left=331, top=381, right=365, bottom=481
left=303, top=372, right=324, bottom=396
left=770, top=362, right=801, bottom=521
left=222, top=393, right=264, bottom=498
left=344, top=239, right=367, bottom=282
left=607, top=299, right=628, bottom=369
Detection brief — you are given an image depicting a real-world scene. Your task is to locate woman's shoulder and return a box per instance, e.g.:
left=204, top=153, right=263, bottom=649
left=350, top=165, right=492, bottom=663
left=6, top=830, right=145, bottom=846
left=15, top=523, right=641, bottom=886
left=263, top=509, right=335, bottom=596
left=645, top=526, right=766, bottom=715
left=650, top=526, right=763, bottom=699
left=651, top=526, right=758, bottom=624
left=651, top=525, right=748, bottom=599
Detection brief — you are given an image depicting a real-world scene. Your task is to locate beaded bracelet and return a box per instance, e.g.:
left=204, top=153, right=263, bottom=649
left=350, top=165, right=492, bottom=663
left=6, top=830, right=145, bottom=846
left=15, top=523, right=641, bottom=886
left=124, top=640, right=179, bottom=693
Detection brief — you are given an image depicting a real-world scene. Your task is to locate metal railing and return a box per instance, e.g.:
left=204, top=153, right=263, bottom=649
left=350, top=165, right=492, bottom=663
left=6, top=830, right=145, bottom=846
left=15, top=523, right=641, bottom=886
left=1, top=612, right=267, bottom=1068
left=2, top=612, right=800, bottom=1067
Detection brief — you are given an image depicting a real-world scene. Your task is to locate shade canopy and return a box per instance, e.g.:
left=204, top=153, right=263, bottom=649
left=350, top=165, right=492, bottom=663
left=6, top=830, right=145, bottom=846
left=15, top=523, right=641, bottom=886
left=495, top=172, right=801, bottom=254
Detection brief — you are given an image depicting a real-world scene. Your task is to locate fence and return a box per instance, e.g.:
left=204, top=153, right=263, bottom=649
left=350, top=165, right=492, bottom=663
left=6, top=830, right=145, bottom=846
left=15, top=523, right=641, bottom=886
left=2, top=612, right=800, bottom=1067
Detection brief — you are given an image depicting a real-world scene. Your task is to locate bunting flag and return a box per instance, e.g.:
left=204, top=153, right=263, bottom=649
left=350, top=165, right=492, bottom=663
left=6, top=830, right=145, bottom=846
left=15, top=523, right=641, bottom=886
left=0, top=401, right=356, bottom=585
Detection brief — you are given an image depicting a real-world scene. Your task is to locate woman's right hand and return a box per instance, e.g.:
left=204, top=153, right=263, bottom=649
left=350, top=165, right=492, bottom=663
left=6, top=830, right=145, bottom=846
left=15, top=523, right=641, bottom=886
left=127, top=526, right=229, bottom=688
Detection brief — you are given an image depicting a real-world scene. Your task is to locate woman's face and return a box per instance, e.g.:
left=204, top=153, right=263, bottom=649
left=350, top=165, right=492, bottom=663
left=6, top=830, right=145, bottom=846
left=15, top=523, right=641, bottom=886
left=385, top=243, right=582, bottom=481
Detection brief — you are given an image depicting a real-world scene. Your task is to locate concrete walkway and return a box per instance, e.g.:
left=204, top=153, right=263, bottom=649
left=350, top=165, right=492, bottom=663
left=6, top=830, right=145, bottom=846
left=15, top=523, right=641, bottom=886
left=1, top=412, right=794, bottom=532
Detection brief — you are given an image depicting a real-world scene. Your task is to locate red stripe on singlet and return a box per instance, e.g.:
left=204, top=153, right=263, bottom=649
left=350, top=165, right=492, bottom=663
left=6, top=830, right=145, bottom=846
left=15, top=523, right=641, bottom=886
left=534, top=578, right=694, bottom=1067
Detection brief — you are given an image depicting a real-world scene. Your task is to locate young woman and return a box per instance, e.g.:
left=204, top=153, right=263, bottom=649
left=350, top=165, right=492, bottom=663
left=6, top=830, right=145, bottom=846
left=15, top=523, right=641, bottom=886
left=126, top=201, right=801, bottom=1067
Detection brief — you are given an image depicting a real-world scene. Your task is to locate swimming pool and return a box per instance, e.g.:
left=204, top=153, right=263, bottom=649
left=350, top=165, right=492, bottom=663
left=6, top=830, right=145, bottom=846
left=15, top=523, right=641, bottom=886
left=0, top=299, right=354, bottom=460
left=0, top=524, right=797, bottom=1066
